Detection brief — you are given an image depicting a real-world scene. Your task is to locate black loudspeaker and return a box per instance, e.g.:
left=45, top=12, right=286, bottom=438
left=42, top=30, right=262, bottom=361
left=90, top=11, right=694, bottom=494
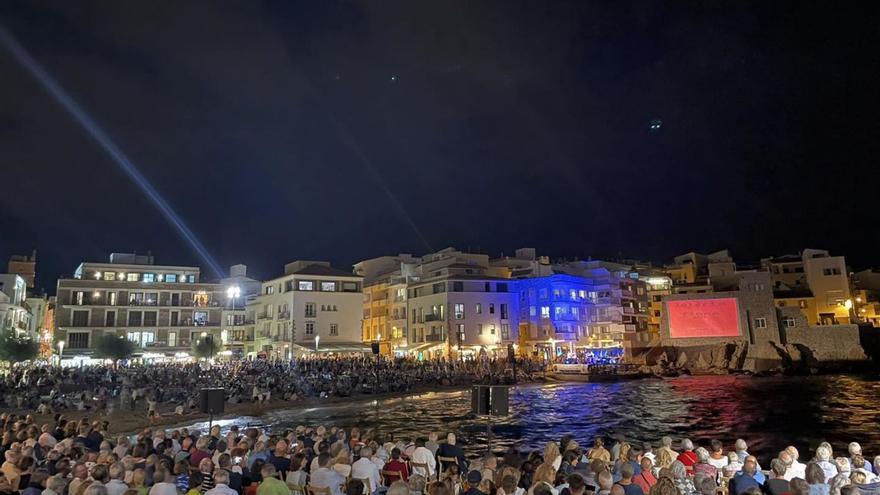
left=371, top=342, right=380, bottom=355
left=490, top=386, right=509, bottom=416
left=507, top=344, right=515, bottom=361
left=200, top=388, right=225, bottom=414
left=471, top=386, right=490, bottom=415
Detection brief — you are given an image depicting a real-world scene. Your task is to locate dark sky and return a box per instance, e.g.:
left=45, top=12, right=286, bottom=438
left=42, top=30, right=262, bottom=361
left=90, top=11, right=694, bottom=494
left=1, top=1, right=879, bottom=292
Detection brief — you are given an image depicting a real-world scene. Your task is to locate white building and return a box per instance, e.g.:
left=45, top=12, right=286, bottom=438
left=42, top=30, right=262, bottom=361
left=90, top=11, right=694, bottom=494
left=250, top=261, right=364, bottom=358
left=0, top=274, right=30, bottom=336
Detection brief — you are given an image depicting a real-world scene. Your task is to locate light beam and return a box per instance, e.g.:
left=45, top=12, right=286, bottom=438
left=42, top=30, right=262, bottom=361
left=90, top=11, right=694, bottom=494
left=0, top=26, right=225, bottom=279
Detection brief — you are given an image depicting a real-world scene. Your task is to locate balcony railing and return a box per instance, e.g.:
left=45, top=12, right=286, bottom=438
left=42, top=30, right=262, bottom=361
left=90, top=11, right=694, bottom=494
left=425, top=333, right=446, bottom=342
left=425, top=314, right=442, bottom=322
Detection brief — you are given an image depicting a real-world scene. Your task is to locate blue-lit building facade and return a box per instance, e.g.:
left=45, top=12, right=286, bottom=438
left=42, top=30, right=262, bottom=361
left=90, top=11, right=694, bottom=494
left=517, top=273, right=600, bottom=358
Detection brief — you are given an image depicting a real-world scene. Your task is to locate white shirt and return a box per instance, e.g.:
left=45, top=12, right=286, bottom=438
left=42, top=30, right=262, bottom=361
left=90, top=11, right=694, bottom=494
left=351, top=458, right=381, bottom=494
left=205, top=483, right=239, bottom=495
left=411, top=446, right=436, bottom=478
left=708, top=457, right=729, bottom=469
left=148, top=482, right=179, bottom=495
left=105, top=479, right=129, bottom=495
left=784, top=461, right=806, bottom=481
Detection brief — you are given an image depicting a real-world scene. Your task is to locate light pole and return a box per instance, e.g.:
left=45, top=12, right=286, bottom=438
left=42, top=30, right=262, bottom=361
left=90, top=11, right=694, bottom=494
left=57, top=340, right=65, bottom=366
left=315, top=335, right=320, bottom=354
left=226, top=285, right=241, bottom=358
left=376, top=333, right=381, bottom=364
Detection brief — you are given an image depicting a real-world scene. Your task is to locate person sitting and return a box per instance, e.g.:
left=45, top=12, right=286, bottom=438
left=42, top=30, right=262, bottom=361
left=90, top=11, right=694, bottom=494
left=816, top=446, right=838, bottom=483
left=311, top=453, right=346, bottom=495
left=383, top=449, right=409, bottom=485
left=692, top=448, right=717, bottom=483
left=806, top=463, right=831, bottom=495
left=849, top=444, right=873, bottom=474
left=676, top=440, right=697, bottom=476
left=615, top=463, right=644, bottom=495
left=632, top=458, right=656, bottom=495
left=707, top=441, right=728, bottom=470
left=764, top=458, right=790, bottom=495
left=730, top=459, right=760, bottom=495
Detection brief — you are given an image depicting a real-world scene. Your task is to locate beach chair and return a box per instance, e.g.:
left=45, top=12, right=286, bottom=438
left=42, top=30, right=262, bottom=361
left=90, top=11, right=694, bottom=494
left=437, top=456, right=457, bottom=471
left=410, top=461, right=433, bottom=481
left=381, top=470, right=403, bottom=486
left=306, top=485, right=332, bottom=495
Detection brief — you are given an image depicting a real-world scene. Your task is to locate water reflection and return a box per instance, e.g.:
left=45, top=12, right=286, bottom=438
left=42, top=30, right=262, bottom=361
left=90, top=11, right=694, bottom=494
left=188, top=375, right=880, bottom=463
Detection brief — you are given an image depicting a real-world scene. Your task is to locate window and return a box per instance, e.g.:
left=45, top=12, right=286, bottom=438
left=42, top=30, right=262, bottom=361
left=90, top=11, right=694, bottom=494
left=171, top=311, right=180, bottom=326
left=145, top=292, right=158, bottom=306
left=108, top=292, right=117, bottom=306
left=500, top=304, right=508, bottom=319
left=128, top=311, right=143, bottom=326
left=165, top=274, right=177, bottom=283
left=103, top=272, right=116, bottom=281
left=497, top=283, right=508, bottom=293
left=799, top=300, right=808, bottom=308
left=541, top=306, right=550, bottom=319
left=193, top=311, right=208, bottom=326
left=68, top=332, right=89, bottom=349
left=432, top=283, right=445, bottom=294
left=144, top=312, right=157, bottom=326
left=72, top=310, right=89, bottom=327
left=168, top=331, right=177, bottom=347
left=186, top=275, right=194, bottom=283
left=539, top=289, right=548, bottom=299
left=452, top=282, right=464, bottom=292
left=129, top=292, right=144, bottom=305
left=754, top=317, right=767, bottom=329
left=265, top=286, right=274, bottom=295
left=489, top=303, right=495, bottom=314
left=330, top=324, right=338, bottom=336
left=823, top=267, right=842, bottom=276
left=489, top=324, right=496, bottom=335
left=305, top=303, right=316, bottom=318
left=342, top=282, right=359, bottom=292
left=320, top=281, right=336, bottom=292
left=530, top=306, right=536, bottom=316
left=105, top=311, right=116, bottom=327
left=501, top=324, right=510, bottom=340
left=126, top=273, right=139, bottom=282
left=454, top=303, right=465, bottom=319
left=569, top=289, right=577, bottom=301
left=142, top=273, right=155, bottom=283
left=782, top=316, right=796, bottom=328
left=654, top=310, right=661, bottom=317
left=477, top=324, right=483, bottom=335
left=456, top=324, right=465, bottom=342
left=484, top=282, right=492, bottom=292
left=305, top=322, right=315, bottom=335
left=475, top=303, right=482, bottom=314
left=571, top=307, right=579, bottom=318
left=298, top=281, right=314, bottom=291
left=72, top=291, right=84, bottom=305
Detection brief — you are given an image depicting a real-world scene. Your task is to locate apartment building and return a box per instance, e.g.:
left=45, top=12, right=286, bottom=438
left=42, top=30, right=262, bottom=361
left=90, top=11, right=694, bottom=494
left=516, top=274, right=593, bottom=357
left=763, top=249, right=852, bottom=325
left=0, top=274, right=30, bottom=336
left=54, top=253, right=226, bottom=360
left=249, top=261, right=364, bottom=358
left=554, top=260, right=649, bottom=349
left=403, top=249, right=517, bottom=358
left=353, top=255, right=417, bottom=356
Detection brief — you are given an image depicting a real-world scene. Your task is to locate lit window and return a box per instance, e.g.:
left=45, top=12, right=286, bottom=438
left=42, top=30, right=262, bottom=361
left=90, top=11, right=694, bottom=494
left=530, top=306, right=536, bottom=316
left=754, top=317, right=767, bottom=329
left=569, top=289, right=577, bottom=300
left=127, top=273, right=139, bottom=282
left=165, top=274, right=177, bottom=283
left=321, top=281, right=336, bottom=291
left=454, top=303, right=465, bottom=319
left=103, top=272, right=116, bottom=281
left=157, top=274, right=164, bottom=282
left=475, top=303, right=482, bottom=314
left=330, top=324, right=338, bottom=336
left=298, top=281, right=315, bottom=291
left=305, top=322, right=315, bottom=335
left=142, top=273, right=155, bottom=283
left=187, top=275, right=195, bottom=283
left=541, top=306, right=550, bottom=319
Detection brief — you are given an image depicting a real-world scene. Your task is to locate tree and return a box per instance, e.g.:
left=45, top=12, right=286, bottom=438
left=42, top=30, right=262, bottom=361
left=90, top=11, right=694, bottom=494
left=191, top=335, right=221, bottom=360
left=93, top=334, right=136, bottom=364
left=0, top=330, right=39, bottom=364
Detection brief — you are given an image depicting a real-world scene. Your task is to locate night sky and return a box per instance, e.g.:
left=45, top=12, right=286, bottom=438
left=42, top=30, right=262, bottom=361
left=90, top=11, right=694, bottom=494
left=1, top=1, right=879, bottom=292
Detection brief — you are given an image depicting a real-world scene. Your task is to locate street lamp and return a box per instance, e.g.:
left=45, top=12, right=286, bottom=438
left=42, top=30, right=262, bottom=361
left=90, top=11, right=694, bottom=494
left=226, top=285, right=241, bottom=348
left=57, top=340, right=65, bottom=366
left=315, top=335, right=320, bottom=353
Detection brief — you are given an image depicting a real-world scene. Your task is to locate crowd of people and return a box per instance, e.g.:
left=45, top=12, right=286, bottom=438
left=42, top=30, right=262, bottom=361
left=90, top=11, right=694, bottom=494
left=0, top=412, right=879, bottom=495
left=0, top=358, right=546, bottom=416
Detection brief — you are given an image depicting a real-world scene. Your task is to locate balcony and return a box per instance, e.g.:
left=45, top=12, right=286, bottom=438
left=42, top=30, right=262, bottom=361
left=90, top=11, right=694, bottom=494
left=425, top=313, right=442, bottom=322
left=425, top=333, right=446, bottom=342
left=278, top=311, right=290, bottom=319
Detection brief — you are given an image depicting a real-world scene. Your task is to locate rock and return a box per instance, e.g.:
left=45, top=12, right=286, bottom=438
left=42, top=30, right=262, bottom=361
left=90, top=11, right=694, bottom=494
left=675, top=351, right=689, bottom=368
left=693, top=352, right=710, bottom=371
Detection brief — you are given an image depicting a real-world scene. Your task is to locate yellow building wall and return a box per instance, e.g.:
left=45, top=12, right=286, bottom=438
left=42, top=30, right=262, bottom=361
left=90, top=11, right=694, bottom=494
left=775, top=296, right=819, bottom=325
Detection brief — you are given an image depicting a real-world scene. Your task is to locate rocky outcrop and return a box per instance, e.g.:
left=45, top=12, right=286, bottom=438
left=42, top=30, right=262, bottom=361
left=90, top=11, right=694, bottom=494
left=642, top=334, right=871, bottom=376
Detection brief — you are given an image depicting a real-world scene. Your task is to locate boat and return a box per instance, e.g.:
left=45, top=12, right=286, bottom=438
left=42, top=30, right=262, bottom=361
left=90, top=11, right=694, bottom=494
left=546, top=363, right=651, bottom=382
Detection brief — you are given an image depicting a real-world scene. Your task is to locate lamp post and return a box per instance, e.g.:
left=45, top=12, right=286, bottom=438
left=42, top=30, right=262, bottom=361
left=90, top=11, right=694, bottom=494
left=57, top=340, right=65, bottom=366
left=315, top=335, right=320, bottom=354
left=226, top=285, right=241, bottom=358
left=376, top=333, right=381, bottom=364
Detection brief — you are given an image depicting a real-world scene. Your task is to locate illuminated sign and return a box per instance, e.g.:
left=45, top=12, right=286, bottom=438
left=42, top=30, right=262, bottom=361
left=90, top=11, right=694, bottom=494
left=667, top=298, right=740, bottom=339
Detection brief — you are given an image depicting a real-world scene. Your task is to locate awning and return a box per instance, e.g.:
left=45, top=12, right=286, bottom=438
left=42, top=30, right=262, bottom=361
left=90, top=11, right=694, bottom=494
left=292, top=342, right=373, bottom=353
left=404, top=342, right=447, bottom=354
